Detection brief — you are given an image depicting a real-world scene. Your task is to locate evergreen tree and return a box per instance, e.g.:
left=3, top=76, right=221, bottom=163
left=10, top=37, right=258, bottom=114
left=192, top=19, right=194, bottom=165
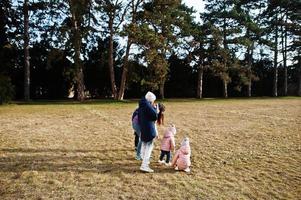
left=203, top=0, right=242, bottom=98
left=234, top=0, right=261, bottom=97
left=118, top=0, right=144, bottom=100
left=96, top=0, right=129, bottom=99
left=130, top=0, right=194, bottom=99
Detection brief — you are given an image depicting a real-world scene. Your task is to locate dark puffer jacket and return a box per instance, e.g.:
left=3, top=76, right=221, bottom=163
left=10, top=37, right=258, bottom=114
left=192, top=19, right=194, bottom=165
left=138, top=97, right=158, bottom=142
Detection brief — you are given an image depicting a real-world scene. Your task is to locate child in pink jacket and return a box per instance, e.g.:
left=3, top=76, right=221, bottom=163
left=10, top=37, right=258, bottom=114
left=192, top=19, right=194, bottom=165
left=171, top=137, right=191, bottom=172
left=158, top=125, right=176, bottom=166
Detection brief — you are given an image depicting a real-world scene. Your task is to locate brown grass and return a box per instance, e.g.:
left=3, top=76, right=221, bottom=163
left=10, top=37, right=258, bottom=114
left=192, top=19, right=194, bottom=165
left=0, top=98, right=300, bottom=199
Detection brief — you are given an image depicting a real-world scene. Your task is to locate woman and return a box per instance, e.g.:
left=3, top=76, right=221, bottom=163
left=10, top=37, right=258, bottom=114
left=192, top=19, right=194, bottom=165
left=138, top=91, right=159, bottom=173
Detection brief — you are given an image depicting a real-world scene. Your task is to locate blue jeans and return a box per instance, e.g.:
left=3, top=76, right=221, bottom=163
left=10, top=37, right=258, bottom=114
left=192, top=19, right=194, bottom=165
left=132, top=122, right=141, bottom=158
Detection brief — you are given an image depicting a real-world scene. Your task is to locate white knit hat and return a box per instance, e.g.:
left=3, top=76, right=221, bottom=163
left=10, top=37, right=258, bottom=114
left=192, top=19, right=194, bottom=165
left=167, top=124, right=177, bottom=135
left=181, top=137, right=190, bottom=146
left=145, top=91, right=156, bottom=103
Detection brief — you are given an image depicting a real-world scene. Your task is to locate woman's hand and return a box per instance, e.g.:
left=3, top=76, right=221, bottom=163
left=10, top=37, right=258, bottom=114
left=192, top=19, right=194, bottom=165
left=152, top=102, right=159, bottom=113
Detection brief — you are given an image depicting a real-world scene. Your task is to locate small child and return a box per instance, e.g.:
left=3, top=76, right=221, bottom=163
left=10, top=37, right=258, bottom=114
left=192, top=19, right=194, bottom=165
left=154, top=103, right=165, bottom=138
left=158, top=124, right=176, bottom=166
left=171, top=137, right=191, bottom=172
left=132, top=108, right=141, bottom=160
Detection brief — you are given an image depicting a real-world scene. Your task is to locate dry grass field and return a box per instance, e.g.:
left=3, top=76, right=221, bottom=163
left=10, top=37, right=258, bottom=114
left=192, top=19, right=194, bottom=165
left=0, top=98, right=300, bottom=200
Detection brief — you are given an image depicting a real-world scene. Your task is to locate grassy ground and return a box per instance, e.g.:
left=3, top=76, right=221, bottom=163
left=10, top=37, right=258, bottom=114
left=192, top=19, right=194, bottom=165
left=0, top=98, right=300, bottom=199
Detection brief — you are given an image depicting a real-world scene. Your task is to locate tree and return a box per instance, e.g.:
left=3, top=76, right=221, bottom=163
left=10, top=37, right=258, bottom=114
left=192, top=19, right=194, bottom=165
left=130, top=0, right=194, bottom=99
left=208, top=27, right=235, bottom=98
left=286, top=1, right=301, bottom=96
left=118, top=0, right=144, bottom=100
left=203, top=0, right=243, bottom=98
left=68, top=0, right=93, bottom=101
left=96, top=0, right=129, bottom=99
left=0, top=0, right=15, bottom=103
left=48, top=0, right=94, bottom=101
left=234, top=0, right=261, bottom=97
left=186, top=22, right=208, bottom=99
left=23, top=0, right=30, bottom=101
left=261, top=0, right=287, bottom=97
left=279, top=0, right=301, bottom=96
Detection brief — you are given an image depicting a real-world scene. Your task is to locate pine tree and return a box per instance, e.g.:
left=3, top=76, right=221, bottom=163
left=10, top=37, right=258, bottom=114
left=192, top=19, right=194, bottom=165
left=130, top=0, right=193, bottom=99
left=186, top=22, right=208, bottom=99
left=118, top=0, right=144, bottom=100
left=203, top=0, right=242, bottom=98
left=96, top=0, right=129, bottom=99
left=48, top=0, right=94, bottom=101
left=235, top=0, right=261, bottom=97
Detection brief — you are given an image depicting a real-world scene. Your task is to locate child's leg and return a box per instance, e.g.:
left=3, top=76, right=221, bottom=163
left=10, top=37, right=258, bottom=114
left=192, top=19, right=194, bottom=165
left=134, top=132, right=139, bottom=150
left=159, top=150, right=165, bottom=161
left=136, top=138, right=142, bottom=159
left=166, top=151, right=171, bottom=163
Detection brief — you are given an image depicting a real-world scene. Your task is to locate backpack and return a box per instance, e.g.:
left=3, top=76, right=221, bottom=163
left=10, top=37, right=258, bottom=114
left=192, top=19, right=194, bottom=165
left=132, top=108, right=139, bottom=121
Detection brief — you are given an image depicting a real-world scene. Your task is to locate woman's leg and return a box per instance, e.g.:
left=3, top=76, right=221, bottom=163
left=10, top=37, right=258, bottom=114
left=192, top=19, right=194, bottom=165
left=136, top=138, right=142, bottom=159
left=134, top=132, right=139, bottom=150
left=141, top=140, right=154, bottom=169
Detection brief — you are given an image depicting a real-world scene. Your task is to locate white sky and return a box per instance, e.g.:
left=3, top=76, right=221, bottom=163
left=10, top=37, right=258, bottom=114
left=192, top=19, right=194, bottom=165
left=182, top=0, right=205, bottom=22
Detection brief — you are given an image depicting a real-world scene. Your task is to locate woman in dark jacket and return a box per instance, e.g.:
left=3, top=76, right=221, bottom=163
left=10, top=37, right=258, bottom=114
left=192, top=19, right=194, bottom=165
left=138, top=91, right=158, bottom=173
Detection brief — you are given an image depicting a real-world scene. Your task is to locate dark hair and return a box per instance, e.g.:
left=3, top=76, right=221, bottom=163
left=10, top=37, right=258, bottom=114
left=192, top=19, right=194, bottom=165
left=157, top=103, right=165, bottom=125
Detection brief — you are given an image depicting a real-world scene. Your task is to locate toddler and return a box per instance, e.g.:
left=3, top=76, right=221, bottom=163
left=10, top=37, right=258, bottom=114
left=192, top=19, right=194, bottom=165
left=158, top=124, right=176, bottom=166
left=132, top=107, right=142, bottom=160
left=171, top=137, right=191, bottom=172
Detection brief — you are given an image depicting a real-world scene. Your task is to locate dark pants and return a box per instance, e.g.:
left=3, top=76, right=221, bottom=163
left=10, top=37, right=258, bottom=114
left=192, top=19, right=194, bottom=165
left=159, top=150, right=171, bottom=163
left=134, top=132, right=139, bottom=151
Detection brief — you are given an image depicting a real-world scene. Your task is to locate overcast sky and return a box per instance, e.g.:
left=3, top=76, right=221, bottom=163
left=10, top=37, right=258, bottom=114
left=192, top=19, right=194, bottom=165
left=182, top=0, right=205, bottom=22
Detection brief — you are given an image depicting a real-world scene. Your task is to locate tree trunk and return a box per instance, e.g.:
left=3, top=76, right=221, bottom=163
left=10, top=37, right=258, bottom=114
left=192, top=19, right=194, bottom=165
left=246, top=30, right=253, bottom=98
left=273, top=14, right=278, bottom=97
left=108, top=17, right=117, bottom=99
left=117, top=39, right=132, bottom=100
left=159, top=82, right=165, bottom=99
left=283, top=13, right=288, bottom=96
left=71, top=4, right=85, bottom=101
left=298, top=55, right=301, bottom=97
left=197, top=64, right=203, bottom=99
left=247, top=47, right=252, bottom=98
left=222, top=11, right=229, bottom=99
left=24, top=0, right=30, bottom=101
left=76, top=67, right=85, bottom=101
left=248, top=82, right=252, bottom=97
left=117, top=0, right=141, bottom=100
left=223, top=79, right=228, bottom=98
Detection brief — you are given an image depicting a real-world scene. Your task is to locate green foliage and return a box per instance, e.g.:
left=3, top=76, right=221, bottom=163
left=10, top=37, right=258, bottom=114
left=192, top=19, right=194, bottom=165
left=1, top=0, right=300, bottom=99
left=0, top=74, right=14, bottom=104
left=128, top=0, right=194, bottom=95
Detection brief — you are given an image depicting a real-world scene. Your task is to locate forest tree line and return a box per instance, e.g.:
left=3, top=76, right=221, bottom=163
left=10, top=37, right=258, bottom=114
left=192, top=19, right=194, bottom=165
left=0, top=0, right=300, bottom=103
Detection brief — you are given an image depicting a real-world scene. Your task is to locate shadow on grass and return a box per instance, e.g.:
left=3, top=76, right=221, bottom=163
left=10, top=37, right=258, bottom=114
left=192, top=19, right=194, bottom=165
left=0, top=148, right=176, bottom=174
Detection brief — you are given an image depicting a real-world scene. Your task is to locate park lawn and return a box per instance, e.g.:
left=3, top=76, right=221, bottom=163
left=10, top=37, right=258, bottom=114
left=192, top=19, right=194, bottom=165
left=0, top=98, right=300, bottom=199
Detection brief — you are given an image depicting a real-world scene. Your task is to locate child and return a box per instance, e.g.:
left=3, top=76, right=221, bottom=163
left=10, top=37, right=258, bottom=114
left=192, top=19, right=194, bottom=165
left=171, top=137, right=191, bottom=172
left=154, top=103, right=165, bottom=137
left=158, top=124, right=176, bottom=166
left=132, top=108, right=142, bottom=160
